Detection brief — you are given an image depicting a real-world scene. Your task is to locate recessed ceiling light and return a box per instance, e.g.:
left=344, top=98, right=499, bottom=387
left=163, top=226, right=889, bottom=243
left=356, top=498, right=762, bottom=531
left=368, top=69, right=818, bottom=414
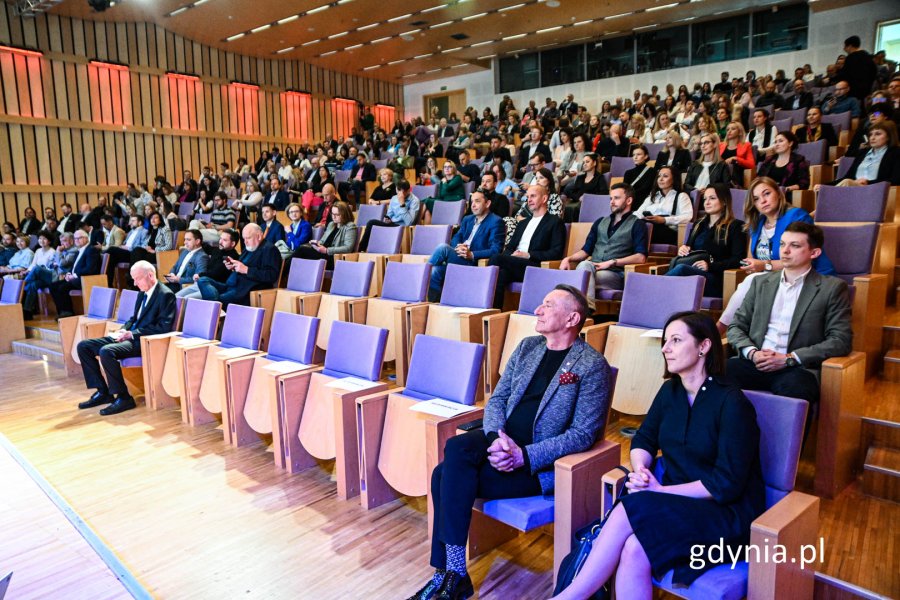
left=536, top=26, right=563, bottom=34
left=388, top=13, right=413, bottom=22
left=573, top=19, right=593, bottom=26
left=226, top=33, right=245, bottom=41
left=430, top=20, right=454, bottom=28
left=451, top=63, right=467, bottom=68
left=426, top=68, right=442, bottom=73
left=363, top=65, right=381, bottom=70
left=250, top=24, right=271, bottom=33
left=388, top=59, right=406, bottom=65
left=276, top=46, right=295, bottom=54
left=277, top=15, right=300, bottom=25
left=470, top=40, right=493, bottom=47
left=477, top=54, right=496, bottom=59
left=371, top=36, right=392, bottom=44
left=401, top=29, right=422, bottom=36
left=606, top=12, right=631, bottom=19
left=306, top=5, right=329, bottom=15
left=498, top=3, right=526, bottom=11
left=441, top=47, right=461, bottom=53
left=414, top=53, right=433, bottom=59
left=321, top=50, right=338, bottom=56
left=358, top=23, right=380, bottom=31
left=346, top=43, right=363, bottom=50
left=169, top=7, right=188, bottom=16
left=462, top=12, right=488, bottom=21
left=422, top=5, right=444, bottom=12
left=328, top=32, right=348, bottom=39
left=301, top=39, right=321, bottom=46
left=502, top=33, right=526, bottom=41
left=646, top=3, right=678, bottom=12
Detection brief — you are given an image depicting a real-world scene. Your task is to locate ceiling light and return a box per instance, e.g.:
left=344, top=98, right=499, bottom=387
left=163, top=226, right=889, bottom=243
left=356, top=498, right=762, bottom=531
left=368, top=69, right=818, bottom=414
left=430, top=21, right=453, bottom=28
left=606, top=12, right=631, bottom=19
left=276, top=46, right=295, bottom=54
left=451, top=63, right=467, bottom=68
left=194, top=0, right=209, bottom=5
left=301, top=39, right=321, bottom=46
left=536, top=26, right=562, bottom=34
left=321, top=50, right=338, bottom=56
left=414, top=53, right=433, bottom=59
left=363, top=65, right=381, bottom=70
left=400, top=29, right=422, bottom=36
left=478, top=54, right=496, bottom=60
left=470, top=40, right=493, bottom=47
left=498, top=3, right=526, bottom=11
left=168, top=7, right=188, bottom=16
left=422, top=5, right=445, bottom=12
left=646, top=3, right=678, bottom=12
left=401, top=73, right=418, bottom=78
left=573, top=19, right=592, bottom=26
left=441, top=47, right=461, bottom=53
left=462, top=12, right=488, bottom=21
left=371, top=36, right=391, bottom=44
left=225, top=33, right=245, bottom=42
left=337, top=0, right=354, bottom=4
left=358, top=23, right=380, bottom=30
left=277, top=15, right=300, bottom=25
left=388, top=13, right=413, bottom=22
left=502, top=33, right=526, bottom=41
left=506, top=48, right=527, bottom=54
left=250, top=24, right=271, bottom=33
left=426, top=68, right=442, bottom=73
left=634, top=23, right=657, bottom=30
left=387, top=59, right=406, bottom=65
left=346, top=43, right=363, bottom=50
left=306, top=5, right=330, bottom=14
left=328, top=31, right=348, bottom=39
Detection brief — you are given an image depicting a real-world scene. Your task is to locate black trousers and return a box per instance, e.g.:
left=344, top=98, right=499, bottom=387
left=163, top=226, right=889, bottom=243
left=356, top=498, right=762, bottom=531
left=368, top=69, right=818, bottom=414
left=488, top=254, right=532, bottom=309
left=291, top=245, right=335, bottom=270
left=104, top=247, right=133, bottom=286
left=131, top=247, right=157, bottom=265
left=430, top=430, right=542, bottom=569
left=338, top=180, right=366, bottom=205
left=725, top=356, right=820, bottom=404
left=651, top=221, right=678, bottom=246
left=49, top=278, right=81, bottom=314
left=76, top=336, right=141, bottom=397
left=358, top=219, right=400, bottom=252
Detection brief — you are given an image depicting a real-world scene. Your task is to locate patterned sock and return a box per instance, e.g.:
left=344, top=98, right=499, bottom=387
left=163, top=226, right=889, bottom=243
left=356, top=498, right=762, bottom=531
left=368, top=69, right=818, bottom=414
left=446, top=544, right=467, bottom=576
left=431, top=569, right=446, bottom=587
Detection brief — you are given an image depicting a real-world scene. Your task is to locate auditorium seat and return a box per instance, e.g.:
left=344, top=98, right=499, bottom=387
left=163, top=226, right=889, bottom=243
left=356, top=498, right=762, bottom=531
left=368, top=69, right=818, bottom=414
left=578, top=194, right=612, bottom=223
left=431, top=200, right=467, bottom=227
left=251, top=257, right=326, bottom=351
left=356, top=203, right=386, bottom=227
left=601, top=391, right=818, bottom=599
left=0, top=278, right=25, bottom=354
left=483, top=266, right=590, bottom=394
left=338, top=224, right=405, bottom=296
left=356, top=334, right=483, bottom=518
left=401, top=225, right=453, bottom=264
left=59, top=286, right=118, bottom=377
left=791, top=140, right=831, bottom=211
left=69, top=253, right=110, bottom=316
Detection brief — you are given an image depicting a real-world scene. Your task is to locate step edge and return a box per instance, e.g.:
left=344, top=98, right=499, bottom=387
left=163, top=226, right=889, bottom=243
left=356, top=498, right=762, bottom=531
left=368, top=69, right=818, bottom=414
left=862, top=462, right=900, bottom=477
left=814, top=572, right=894, bottom=600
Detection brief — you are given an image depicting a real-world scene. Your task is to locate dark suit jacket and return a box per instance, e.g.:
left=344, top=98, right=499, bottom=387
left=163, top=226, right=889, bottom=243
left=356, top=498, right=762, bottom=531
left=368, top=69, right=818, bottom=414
left=72, top=245, right=101, bottom=278
left=786, top=92, right=814, bottom=110
left=837, top=146, right=900, bottom=185
left=58, top=213, right=82, bottom=233
left=261, top=220, right=286, bottom=245
left=123, top=283, right=177, bottom=344
left=684, top=161, right=731, bottom=192
left=225, top=243, right=282, bottom=303
left=435, top=126, right=454, bottom=138
left=654, top=148, right=693, bottom=174
left=516, top=142, right=552, bottom=170
left=504, top=213, right=566, bottom=263
left=19, top=218, right=42, bottom=235
left=262, top=190, right=290, bottom=211
left=795, top=124, right=838, bottom=150
left=168, top=248, right=209, bottom=286
left=350, top=163, right=377, bottom=183
left=451, top=213, right=504, bottom=260
left=728, top=269, right=852, bottom=371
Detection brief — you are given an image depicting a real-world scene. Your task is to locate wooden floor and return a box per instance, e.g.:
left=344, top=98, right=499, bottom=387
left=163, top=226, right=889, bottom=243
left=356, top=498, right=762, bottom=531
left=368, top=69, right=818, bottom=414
left=0, top=352, right=897, bottom=599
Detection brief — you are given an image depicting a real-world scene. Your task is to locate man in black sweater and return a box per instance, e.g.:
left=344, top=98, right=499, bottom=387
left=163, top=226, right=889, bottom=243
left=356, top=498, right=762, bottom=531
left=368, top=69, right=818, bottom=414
left=175, top=228, right=240, bottom=299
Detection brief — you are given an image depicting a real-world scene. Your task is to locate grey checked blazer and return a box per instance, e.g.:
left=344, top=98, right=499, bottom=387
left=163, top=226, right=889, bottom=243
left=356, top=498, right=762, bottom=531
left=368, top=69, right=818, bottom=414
left=483, top=336, right=612, bottom=494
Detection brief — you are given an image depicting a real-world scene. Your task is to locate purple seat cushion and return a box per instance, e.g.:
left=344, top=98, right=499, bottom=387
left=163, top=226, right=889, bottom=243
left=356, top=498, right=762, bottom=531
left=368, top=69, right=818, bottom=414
left=597, top=289, right=623, bottom=301
left=654, top=562, right=748, bottom=600
left=508, top=281, right=523, bottom=294
left=474, top=495, right=555, bottom=531
left=700, top=297, right=723, bottom=310
left=120, top=357, right=142, bottom=368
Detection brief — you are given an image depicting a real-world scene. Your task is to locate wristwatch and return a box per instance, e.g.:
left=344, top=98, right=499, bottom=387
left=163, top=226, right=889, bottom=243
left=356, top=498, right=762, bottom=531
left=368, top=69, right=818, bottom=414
left=785, top=356, right=798, bottom=368
left=764, top=261, right=773, bottom=272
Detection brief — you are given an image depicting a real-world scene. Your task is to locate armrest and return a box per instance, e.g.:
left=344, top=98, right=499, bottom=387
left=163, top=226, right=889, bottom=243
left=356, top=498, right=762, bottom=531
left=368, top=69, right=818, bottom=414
left=625, top=262, right=657, bottom=274
left=296, top=292, right=323, bottom=316
left=426, top=407, right=486, bottom=469
left=749, top=491, right=819, bottom=599
left=791, top=190, right=816, bottom=213
left=346, top=297, right=369, bottom=324
left=477, top=258, right=489, bottom=267
left=251, top=288, right=278, bottom=310
left=580, top=321, right=615, bottom=353
left=337, top=253, right=359, bottom=262
left=540, top=260, right=562, bottom=270
left=600, top=466, right=628, bottom=515
left=722, top=268, right=748, bottom=307
left=677, top=222, right=688, bottom=246
left=649, top=264, right=670, bottom=275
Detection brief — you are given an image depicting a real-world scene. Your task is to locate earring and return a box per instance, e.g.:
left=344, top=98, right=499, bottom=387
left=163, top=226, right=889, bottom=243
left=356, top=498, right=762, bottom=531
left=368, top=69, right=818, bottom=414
left=699, top=351, right=704, bottom=357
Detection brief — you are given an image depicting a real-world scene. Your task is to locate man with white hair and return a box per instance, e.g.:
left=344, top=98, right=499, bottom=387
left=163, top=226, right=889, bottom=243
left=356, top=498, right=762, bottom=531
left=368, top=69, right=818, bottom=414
left=196, top=223, right=281, bottom=307
left=76, top=260, right=177, bottom=415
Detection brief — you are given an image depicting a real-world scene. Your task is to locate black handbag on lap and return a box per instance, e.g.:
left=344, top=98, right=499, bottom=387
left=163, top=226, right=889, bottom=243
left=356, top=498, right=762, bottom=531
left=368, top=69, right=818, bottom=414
left=668, top=249, right=711, bottom=270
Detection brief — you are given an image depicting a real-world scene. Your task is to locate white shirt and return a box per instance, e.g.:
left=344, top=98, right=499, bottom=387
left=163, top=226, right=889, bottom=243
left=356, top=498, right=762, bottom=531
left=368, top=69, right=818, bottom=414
left=464, top=214, right=487, bottom=246
left=635, top=190, right=693, bottom=229
left=70, top=245, right=88, bottom=274
left=175, top=249, right=199, bottom=278
left=136, top=283, right=158, bottom=321
left=123, top=227, right=142, bottom=250
left=58, top=214, right=73, bottom=231
left=516, top=214, right=544, bottom=253
left=761, top=268, right=811, bottom=356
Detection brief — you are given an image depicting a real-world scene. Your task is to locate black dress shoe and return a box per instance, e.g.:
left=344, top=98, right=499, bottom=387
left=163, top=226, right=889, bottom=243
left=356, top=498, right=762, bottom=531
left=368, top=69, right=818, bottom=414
left=99, top=395, right=136, bottom=415
left=406, top=571, right=445, bottom=600
left=435, top=572, right=473, bottom=600
left=78, top=391, right=113, bottom=409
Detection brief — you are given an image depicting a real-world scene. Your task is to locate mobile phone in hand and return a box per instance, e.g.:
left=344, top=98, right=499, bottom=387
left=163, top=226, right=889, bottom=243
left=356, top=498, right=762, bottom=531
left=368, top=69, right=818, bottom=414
left=642, top=211, right=653, bottom=217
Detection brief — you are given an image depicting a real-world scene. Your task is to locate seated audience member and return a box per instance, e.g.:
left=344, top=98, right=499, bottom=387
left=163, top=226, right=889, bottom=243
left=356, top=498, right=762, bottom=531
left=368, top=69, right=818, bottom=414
left=209, top=192, right=237, bottom=231
left=515, top=125, right=552, bottom=178
left=562, top=153, right=609, bottom=221
left=754, top=79, right=784, bottom=110
left=560, top=183, right=648, bottom=307
left=18, top=206, right=42, bottom=235
left=283, top=203, right=312, bottom=252
left=260, top=177, right=290, bottom=212
left=794, top=106, right=838, bottom=153
left=98, top=214, right=125, bottom=252
left=411, top=285, right=611, bottom=600
left=483, top=135, right=512, bottom=168
left=0, top=234, right=35, bottom=277
left=196, top=223, right=280, bottom=308
left=419, top=157, right=440, bottom=186
left=786, top=79, right=814, bottom=110
left=47, top=229, right=101, bottom=318
left=450, top=126, right=473, bottom=162
left=504, top=168, right=564, bottom=245
left=259, top=205, right=286, bottom=245
left=477, top=171, right=511, bottom=218
left=21, top=231, right=57, bottom=281
left=338, top=152, right=376, bottom=206
left=555, top=311, right=763, bottom=600
left=748, top=108, right=776, bottom=157
left=291, top=201, right=357, bottom=271
left=845, top=102, right=893, bottom=158
left=177, top=228, right=239, bottom=299
left=421, top=161, right=465, bottom=225
left=624, top=145, right=656, bottom=205
left=596, top=124, right=630, bottom=163
left=665, top=184, right=746, bottom=297
left=720, top=121, right=755, bottom=187
left=39, top=216, right=60, bottom=247
left=756, top=131, right=811, bottom=192
left=76, top=260, right=177, bottom=416
left=427, top=188, right=504, bottom=302
left=0, top=232, right=17, bottom=267
left=132, top=212, right=174, bottom=265
left=826, top=121, right=900, bottom=187
left=822, top=81, right=861, bottom=117
left=57, top=203, right=81, bottom=233
left=559, top=133, right=589, bottom=188
left=22, top=232, right=78, bottom=319
left=726, top=222, right=852, bottom=409
left=456, top=150, right=482, bottom=187
left=162, top=229, right=208, bottom=293
left=358, top=180, right=420, bottom=252
left=635, top=166, right=693, bottom=246
left=718, top=177, right=834, bottom=334
left=368, top=168, right=397, bottom=204
left=233, top=180, right=264, bottom=221
left=488, top=184, right=566, bottom=309
left=655, top=130, right=692, bottom=173
left=192, top=189, right=214, bottom=215
left=684, top=133, right=731, bottom=193
left=103, top=215, right=150, bottom=282
left=190, top=218, right=222, bottom=245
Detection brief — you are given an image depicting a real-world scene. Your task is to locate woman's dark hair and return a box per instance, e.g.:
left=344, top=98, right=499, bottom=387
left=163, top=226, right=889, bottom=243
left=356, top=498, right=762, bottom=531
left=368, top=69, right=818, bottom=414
left=661, top=310, right=725, bottom=378
left=776, top=129, right=799, bottom=152
left=649, top=165, right=683, bottom=199
left=535, top=167, right=556, bottom=194
left=699, top=183, right=736, bottom=245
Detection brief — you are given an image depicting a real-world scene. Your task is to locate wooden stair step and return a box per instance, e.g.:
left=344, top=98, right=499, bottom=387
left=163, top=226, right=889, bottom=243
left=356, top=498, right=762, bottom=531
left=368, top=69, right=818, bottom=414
left=862, top=446, right=900, bottom=503
left=885, top=349, right=900, bottom=383
left=25, top=325, right=62, bottom=345
left=10, top=338, right=66, bottom=367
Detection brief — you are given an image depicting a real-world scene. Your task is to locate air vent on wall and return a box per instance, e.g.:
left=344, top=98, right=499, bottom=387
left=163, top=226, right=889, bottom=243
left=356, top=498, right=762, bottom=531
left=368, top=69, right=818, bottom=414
left=410, top=20, right=427, bottom=26
left=450, top=33, right=470, bottom=40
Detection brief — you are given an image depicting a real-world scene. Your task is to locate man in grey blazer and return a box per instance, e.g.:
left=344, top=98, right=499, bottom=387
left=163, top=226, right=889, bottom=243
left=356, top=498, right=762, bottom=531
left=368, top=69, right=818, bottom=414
left=409, top=285, right=613, bottom=600
left=726, top=222, right=852, bottom=406
left=162, top=229, right=208, bottom=293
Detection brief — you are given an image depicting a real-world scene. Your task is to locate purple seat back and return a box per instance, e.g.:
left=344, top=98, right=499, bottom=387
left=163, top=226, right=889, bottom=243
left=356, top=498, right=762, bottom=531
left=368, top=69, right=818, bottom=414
left=404, top=335, right=484, bottom=405
left=441, top=264, right=498, bottom=309
left=367, top=225, right=404, bottom=254
left=410, top=225, right=452, bottom=255
left=177, top=202, right=193, bottom=218
left=814, top=182, right=888, bottom=223
left=618, top=272, right=704, bottom=329
left=821, top=112, right=850, bottom=134
left=835, top=156, right=853, bottom=180
left=431, top=200, right=466, bottom=226
left=744, top=390, right=808, bottom=507
left=463, top=180, right=476, bottom=199
left=412, top=184, right=436, bottom=200
left=87, top=287, right=118, bottom=320
left=775, top=107, right=807, bottom=125
left=381, top=262, right=430, bottom=303
left=286, top=258, right=326, bottom=293
left=518, top=266, right=590, bottom=315
left=0, top=278, right=24, bottom=304
left=797, top=140, right=826, bottom=166
left=181, top=298, right=221, bottom=340
left=609, top=156, right=634, bottom=178
left=330, top=260, right=375, bottom=297
left=644, top=143, right=664, bottom=161
left=771, top=117, right=793, bottom=133
left=579, top=194, right=611, bottom=223
left=819, top=223, right=879, bottom=283
left=323, top=320, right=388, bottom=381
left=267, top=312, right=319, bottom=364
left=372, top=159, right=388, bottom=170
left=333, top=170, right=352, bottom=184
left=729, top=188, right=748, bottom=221
left=220, top=304, right=265, bottom=350
left=356, top=203, right=386, bottom=225
left=115, top=289, right=139, bottom=323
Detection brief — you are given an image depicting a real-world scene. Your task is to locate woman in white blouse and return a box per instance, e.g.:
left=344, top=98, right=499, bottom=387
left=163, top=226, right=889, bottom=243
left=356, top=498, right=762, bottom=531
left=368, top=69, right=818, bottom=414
left=627, top=114, right=654, bottom=145
left=26, top=232, right=57, bottom=274
left=634, top=165, right=693, bottom=246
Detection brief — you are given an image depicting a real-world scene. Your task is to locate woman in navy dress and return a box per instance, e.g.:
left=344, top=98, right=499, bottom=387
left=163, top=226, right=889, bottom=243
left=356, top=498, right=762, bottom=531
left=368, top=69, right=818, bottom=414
left=554, top=311, right=765, bottom=599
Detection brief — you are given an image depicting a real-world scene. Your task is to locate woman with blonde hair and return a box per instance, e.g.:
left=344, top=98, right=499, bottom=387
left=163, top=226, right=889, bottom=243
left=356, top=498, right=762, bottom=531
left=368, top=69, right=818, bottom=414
left=369, top=167, right=398, bottom=203
left=684, top=133, right=730, bottom=193
left=627, top=114, right=653, bottom=145
left=687, top=114, right=717, bottom=154
left=720, top=121, right=755, bottom=187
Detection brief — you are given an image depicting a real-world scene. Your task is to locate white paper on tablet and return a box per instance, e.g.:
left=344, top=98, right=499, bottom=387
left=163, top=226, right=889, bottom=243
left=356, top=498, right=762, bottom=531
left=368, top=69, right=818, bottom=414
left=174, top=337, right=213, bottom=348
left=262, top=360, right=311, bottom=375
left=449, top=307, right=487, bottom=314
left=640, top=329, right=664, bottom=339
left=215, top=347, right=258, bottom=359
left=409, top=399, right=478, bottom=418
left=325, top=376, right=381, bottom=391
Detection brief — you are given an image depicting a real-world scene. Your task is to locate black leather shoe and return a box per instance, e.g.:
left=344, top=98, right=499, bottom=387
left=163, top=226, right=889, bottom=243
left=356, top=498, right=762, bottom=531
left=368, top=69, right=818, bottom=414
left=435, top=572, right=473, bottom=600
left=406, top=571, right=445, bottom=600
left=99, top=395, right=136, bottom=415
left=78, top=391, right=113, bottom=409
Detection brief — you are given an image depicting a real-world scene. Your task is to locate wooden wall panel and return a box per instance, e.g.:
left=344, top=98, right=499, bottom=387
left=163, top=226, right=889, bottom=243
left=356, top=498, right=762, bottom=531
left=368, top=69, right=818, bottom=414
left=0, top=6, right=403, bottom=224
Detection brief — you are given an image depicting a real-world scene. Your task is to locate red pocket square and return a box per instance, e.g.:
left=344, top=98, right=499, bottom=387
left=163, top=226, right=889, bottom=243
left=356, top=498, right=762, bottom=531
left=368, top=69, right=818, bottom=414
left=558, top=371, right=580, bottom=385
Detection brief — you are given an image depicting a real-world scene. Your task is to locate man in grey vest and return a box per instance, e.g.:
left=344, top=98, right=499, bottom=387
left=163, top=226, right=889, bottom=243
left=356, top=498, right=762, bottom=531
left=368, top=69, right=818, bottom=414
left=560, top=182, right=648, bottom=310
